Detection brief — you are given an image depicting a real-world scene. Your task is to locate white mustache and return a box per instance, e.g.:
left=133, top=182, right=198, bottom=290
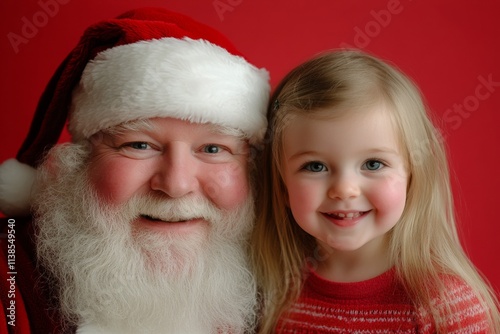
left=126, top=194, right=224, bottom=224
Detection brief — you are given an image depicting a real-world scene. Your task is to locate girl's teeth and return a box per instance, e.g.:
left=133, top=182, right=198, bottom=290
left=331, top=212, right=361, bottom=219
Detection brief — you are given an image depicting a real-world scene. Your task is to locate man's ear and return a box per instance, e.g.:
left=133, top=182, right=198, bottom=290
left=89, top=131, right=105, bottom=147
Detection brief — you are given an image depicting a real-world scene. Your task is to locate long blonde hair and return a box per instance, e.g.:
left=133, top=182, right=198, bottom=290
left=251, top=50, right=500, bottom=333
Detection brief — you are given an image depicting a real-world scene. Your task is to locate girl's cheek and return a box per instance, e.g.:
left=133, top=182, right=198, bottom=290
left=371, top=176, right=408, bottom=217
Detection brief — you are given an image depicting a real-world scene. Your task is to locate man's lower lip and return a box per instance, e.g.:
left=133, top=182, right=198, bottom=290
left=135, top=217, right=206, bottom=231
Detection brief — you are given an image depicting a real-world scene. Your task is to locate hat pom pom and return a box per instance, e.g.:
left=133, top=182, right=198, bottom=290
left=0, top=159, right=36, bottom=216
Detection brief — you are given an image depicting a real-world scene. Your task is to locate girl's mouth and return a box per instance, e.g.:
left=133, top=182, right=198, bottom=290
left=323, top=210, right=370, bottom=220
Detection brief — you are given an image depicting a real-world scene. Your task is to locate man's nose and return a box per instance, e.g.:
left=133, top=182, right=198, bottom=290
left=327, top=172, right=361, bottom=200
left=150, top=143, right=199, bottom=198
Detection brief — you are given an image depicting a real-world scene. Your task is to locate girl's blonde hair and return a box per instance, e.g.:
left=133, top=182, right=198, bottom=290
left=251, top=50, right=500, bottom=333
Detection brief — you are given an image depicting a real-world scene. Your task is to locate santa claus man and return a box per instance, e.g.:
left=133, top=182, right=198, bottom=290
left=0, top=7, right=269, bottom=333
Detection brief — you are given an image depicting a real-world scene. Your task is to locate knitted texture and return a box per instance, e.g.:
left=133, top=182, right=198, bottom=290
left=276, top=268, right=490, bottom=333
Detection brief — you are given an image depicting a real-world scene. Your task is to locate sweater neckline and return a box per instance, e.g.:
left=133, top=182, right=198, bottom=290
left=305, top=267, right=398, bottom=300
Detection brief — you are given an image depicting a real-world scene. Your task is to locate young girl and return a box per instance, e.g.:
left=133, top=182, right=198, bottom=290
left=252, top=50, right=500, bottom=333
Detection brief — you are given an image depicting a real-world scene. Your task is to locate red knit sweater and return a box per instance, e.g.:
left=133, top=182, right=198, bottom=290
left=276, top=268, right=491, bottom=333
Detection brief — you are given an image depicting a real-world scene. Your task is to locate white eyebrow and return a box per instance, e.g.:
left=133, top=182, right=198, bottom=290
left=208, top=124, right=247, bottom=140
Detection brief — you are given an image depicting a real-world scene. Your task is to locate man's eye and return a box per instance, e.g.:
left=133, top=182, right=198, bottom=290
left=363, top=160, right=384, bottom=171
left=303, top=162, right=327, bottom=172
left=203, top=144, right=222, bottom=154
left=126, top=142, right=150, bottom=150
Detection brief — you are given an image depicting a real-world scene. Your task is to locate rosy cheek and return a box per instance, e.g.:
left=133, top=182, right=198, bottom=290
left=288, top=186, right=306, bottom=209
left=287, top=182, right=315, bottom=220
left=88, top=158, right=143, bottom=206
left=371, top=176, right=408, bottom=218
left=202, top=163, right=249, bottom=210
left=88, top=167, right=118, bottom=204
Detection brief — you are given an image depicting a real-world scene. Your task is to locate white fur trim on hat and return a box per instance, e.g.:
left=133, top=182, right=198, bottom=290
left=0, top=159, right=36, bottom=216
left=69, top=37, right=270, bottom=143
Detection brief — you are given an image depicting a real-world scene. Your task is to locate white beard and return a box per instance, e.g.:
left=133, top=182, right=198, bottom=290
left=33, top=142, right=257, bottom=333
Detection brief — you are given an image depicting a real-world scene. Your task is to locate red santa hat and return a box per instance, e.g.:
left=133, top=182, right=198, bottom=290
left=0, top=7, right=270, bottom=216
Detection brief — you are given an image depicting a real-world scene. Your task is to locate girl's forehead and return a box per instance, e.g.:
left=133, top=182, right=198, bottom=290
left=281, top=105, right=407, bottom=153
left=282, top=103, right=391, bottom=128
left=283, top=106, right=393, bottom=140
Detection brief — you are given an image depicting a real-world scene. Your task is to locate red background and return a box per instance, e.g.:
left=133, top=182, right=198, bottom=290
left=1, top=1, right=499, bottom=295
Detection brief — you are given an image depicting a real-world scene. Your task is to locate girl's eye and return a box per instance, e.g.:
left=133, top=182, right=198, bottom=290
left=363, top=160, right=384, bottom=171
left=303, top=162, right=327, bottom=172
left=203, top=144, right=222, bottom=154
